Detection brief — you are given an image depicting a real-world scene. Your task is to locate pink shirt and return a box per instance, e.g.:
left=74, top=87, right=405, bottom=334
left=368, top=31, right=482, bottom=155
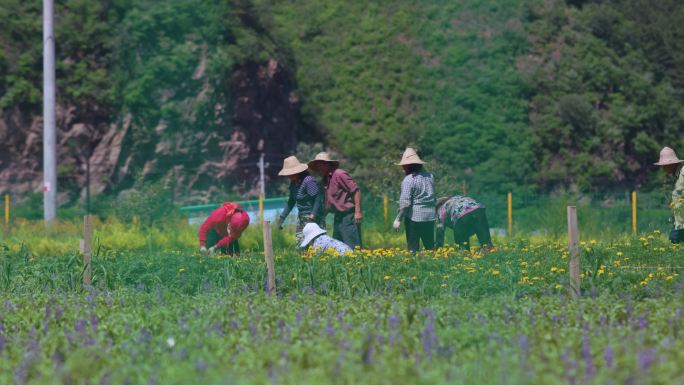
left=325, top=168, right=359, bottom=213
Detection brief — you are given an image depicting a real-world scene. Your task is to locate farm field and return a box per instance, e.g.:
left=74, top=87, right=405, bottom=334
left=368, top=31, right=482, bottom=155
left=1, top=221, right=683, bottom=384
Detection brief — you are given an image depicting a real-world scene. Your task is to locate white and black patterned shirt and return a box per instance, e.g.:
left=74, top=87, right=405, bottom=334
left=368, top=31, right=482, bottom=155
left=396, top=171, right=436, bottom=222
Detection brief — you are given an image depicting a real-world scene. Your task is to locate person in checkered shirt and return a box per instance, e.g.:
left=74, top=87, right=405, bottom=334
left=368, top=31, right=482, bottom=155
left=393, top=148, right=436, bottom=251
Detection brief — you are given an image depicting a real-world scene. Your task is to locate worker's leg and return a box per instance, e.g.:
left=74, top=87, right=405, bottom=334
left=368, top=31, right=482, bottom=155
left=335, top=211, right=362, bottom=249
left=405, top=219, right=420, bottom=252
left=472, top=208, right=493, bottom=248
left=228, top=239, right=240, bottom=256
left=417, top=220, right=435, bottom=250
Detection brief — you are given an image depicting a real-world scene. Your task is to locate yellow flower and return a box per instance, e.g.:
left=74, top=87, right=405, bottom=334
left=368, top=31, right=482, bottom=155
left=550, top=267, right=558, bottom=273
left=616, top=252, right=623, bottom=257
left=440, top=283, right=448, bottom=288
left=291, top=277, right=297, bottom=282
left=665, top=276, right=674, bottom=281
left=178, top=267, right=185, bottom=273
left=411, top=275, right=417, bottom=280
left=555, top=284, right=562, bottom=289
left=491, top=270, right=500, bottom=276
left=520, top=261, right=528, bottom=267
left=590, top=240, right=597, bottom=245
left=383, top=275, right=391, bottom=281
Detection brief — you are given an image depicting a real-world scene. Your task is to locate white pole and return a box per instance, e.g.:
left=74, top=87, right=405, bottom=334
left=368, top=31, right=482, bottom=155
left=43, top=0, right=57, bottom=222
left=258, top=153, right=268, bottom=199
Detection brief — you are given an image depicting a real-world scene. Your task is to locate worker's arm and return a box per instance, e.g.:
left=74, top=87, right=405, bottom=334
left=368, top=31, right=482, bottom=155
left=278, top=186, right=296, bottom=225
left=214, top=235, right=232, bottom=249
left=198, top=218, right=213, bottom=247
left=354, top=190, right=362, bottom=223
left=394, top=176, right=412, bottom=225
left=312, top=190, right=324, bottom=220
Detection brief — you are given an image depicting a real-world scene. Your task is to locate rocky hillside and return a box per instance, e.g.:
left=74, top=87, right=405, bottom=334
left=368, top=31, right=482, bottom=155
left=1, top=0, right=682, bottom=207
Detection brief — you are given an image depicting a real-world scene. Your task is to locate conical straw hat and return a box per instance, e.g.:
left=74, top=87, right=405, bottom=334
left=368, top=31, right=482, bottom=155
left=278, top=156, right=308, bottom=176
left=396, top=147, right=426, bottom=166
left=308, top=152, right=340, bottom=168
left=654, top=147, right=683, bottom=166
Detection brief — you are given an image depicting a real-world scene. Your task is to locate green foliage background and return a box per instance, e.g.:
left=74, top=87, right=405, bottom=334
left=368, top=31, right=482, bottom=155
left=1, top=0, right=682, bottom=197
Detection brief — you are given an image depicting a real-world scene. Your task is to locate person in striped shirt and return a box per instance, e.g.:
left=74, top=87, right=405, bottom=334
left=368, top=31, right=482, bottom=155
left=435, top=195, right=493, bottom=250
left=276, top=156, right=324, bottom=245
left=392, top=148, right=436, bottom=251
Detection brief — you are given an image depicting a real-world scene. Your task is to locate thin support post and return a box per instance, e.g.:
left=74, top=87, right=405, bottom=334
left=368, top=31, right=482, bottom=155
left=43, top=0, right=57, bottom=223
left=262, top=220, right=276, bottom=295
left=507, top=192, right=512, bottom=236
left=259, top=193, right=264, bottom=225
left=462, top=180, right=467, bottom=196
left=567, top=206, right=580, bottom=299
left=82, top=214, right=92, bottom=287
left=383, top=194, right=389, bottom=226
left=631, top=191, right=637, bottom=236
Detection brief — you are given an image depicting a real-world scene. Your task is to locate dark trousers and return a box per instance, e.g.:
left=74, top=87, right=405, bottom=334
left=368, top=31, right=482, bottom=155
left=670, top=228, right=684, bottom=244
left=405, top=219, right=435, bottom=252
left=453, top=208, right=492, bottom=249
left=206, top=230, right=240, bottom=255
left=333, top=211, right=362, bottom=249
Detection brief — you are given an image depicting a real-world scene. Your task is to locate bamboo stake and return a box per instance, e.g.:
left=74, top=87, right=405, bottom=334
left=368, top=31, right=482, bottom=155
left=567, top=206, right=580, bottom=299
left=262, top=220, right=276, bottom=295
left=259, top=193, right=264, bottom=225
left=4, top=193, right=9, bottom=234
left=383, top=195, right=389, bottom=226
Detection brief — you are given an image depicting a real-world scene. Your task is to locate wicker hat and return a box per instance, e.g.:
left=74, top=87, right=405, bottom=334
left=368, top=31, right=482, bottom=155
left=308, top=152, right=340, bottom=168
left=278, top=156, right=308, bottom=176
left=300, top=223, right=327, bottom=248
left=396, top=147, right=426, bottom=166
left=654, top=147, right=683, bottom=166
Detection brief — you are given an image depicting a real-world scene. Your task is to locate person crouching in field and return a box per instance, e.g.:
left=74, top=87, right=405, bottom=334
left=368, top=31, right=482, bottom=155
left=198, top=202, right=250, bottom=255
left=435, top=195, right=494, bottom=251
left=299, top=223, right=352, bottom=255
left=277, top=156, right=325, bottom=245
left=392, top=148, right=436, bottom=251
left=655, top=147, right=684, bottom=243
left=308, top=152, right=363, bottom=250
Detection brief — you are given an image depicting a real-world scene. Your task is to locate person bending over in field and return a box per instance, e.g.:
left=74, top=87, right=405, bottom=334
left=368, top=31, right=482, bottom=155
left=299, top=223, right=352, bottom=255
left=276, top=156, right=325, bottom=245
left=392, top=148, right=436, bottom=251
left=308, top=152, right=363, bottom=250
left=198, top=202, right=250, bottom=255
left=435, top=195, right=494, bottom=251
left=654, top=147, right=684, bottom=243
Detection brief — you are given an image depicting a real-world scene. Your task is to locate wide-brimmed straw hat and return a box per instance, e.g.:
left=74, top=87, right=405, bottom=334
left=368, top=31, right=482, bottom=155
left=300, top=223, right=327, bottom=248
left=278, top=156, right=308, bottom=176
left=396, top=147, right=426, bottom=166
left=308, top=152, right=340, bottom=168
left=654, top=147, right=683, bottom=166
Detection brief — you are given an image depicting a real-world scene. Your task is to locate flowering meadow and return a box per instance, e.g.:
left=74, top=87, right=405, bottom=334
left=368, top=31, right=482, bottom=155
left=1, top=221, right=684, bottom=384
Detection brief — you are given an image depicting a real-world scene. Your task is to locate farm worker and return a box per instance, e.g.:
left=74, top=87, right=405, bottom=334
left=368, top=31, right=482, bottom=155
left=308, top=152, right=363, bottom=249
left=276, top=156, right=325, bottom=245
left=655, top=147, right=684, bottom=243
left=435, top=195, right=494, bottom=251
left=392, top=148, right=436, bottom=251
left=299, top=223, right=352, bottom=255
left=198, top=202, right=250, bottom=255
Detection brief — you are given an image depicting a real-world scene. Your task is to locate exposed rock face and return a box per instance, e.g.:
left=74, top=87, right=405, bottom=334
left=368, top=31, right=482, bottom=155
left=0, top=59, right=315, bottom=205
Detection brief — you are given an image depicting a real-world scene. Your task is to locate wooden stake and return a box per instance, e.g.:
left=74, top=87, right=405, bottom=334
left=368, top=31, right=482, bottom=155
left=631, top=191, right=637, bottom=236
left=507, top=192, right=512, bottom=236
left=262, top=220, right=276, bottom=295
left=82, top=214, right=92, bottom=287
left=383, top=195, right=389, bottom=226
left=567, top=206, right=580, bottom=298
left=462, top=180, right=467, bottom=196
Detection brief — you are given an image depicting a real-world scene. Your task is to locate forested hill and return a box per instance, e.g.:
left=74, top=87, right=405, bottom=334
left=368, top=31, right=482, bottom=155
left=1, top=0, right=682, bottom=204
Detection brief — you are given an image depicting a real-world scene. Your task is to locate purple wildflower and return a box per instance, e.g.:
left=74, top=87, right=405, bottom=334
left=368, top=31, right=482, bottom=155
left=582, top=334, right=594, bottom=378
left=638, top=348, right=656, bottom=370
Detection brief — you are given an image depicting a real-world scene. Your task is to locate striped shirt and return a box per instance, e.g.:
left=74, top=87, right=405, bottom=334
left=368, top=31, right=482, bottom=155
left=281, top=175, right=323, bottom=219
left=396, top=171, right=436, bottom=222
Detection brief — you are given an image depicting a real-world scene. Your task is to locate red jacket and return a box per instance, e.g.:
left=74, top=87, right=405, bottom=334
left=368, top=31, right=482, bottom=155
left=198, top=202, right=244, bottom=248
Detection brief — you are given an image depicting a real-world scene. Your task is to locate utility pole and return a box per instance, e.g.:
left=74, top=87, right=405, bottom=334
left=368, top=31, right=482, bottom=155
left=43, top=0, right=57, bottom=222
left=257, top=153, right=269, bottom=199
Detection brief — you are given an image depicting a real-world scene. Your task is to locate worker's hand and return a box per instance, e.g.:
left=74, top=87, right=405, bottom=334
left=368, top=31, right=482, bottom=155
left=354, top=211, right=363, bottom=224
left=276, top=217, right=284, bottom=229
left=307, top=214, right=315, bottom=221
left=208, top=246, right=216, bottom=254
left=392, top=220, right=401, bottom=231
left=200, top=246, right=209, bottom=255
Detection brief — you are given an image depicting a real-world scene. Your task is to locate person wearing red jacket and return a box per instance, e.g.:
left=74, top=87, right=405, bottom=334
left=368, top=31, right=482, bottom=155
left=198, top=202, right=250, bottom=255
